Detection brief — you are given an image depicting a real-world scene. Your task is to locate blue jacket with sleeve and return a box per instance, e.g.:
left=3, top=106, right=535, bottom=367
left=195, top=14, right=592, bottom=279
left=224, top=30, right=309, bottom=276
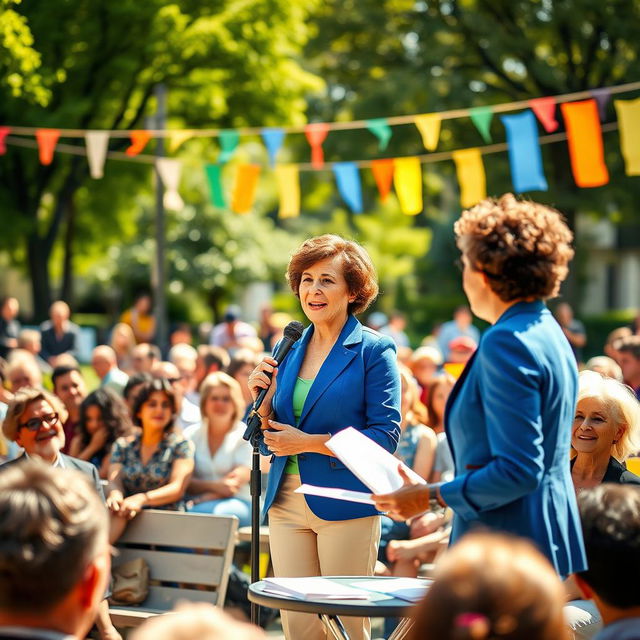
left=440, top=300, right=587, bottom=577
left=261, top=314, right=401, bottom=521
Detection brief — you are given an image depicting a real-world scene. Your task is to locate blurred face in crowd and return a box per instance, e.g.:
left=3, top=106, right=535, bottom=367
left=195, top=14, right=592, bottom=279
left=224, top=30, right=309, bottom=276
left=617, top=352, right=640, bottom=387
left=2, top=297, right=18, bottom=321
left=54, top=370, right=87, bottom=414
left=555, top=302, right=573, bottom=326
left=8, top=363, right=40, bottom=392
left=431, top=380, right=453, bottom=426
left=15, top=398, right=65, bottom=463
left=138, top=391, right=173, bottom=434
left=50, top=302, right=70, bottom=329
left=91, top=354, right=111, bottom=379
left=454, top=306, right=472, bottom=328
left=174, top=357, right=196, bottom=394
left=572, top=396, right=624, bottom=459
left=134, top=295, right=152, bottom=314
left=204, top=384, right=235, bottom=424
left=84, top=405, right=105, bottom=436
left=132, top=344, right=155, bottom=374
left=412, top=358, right=438, bottom=388
left=232, top=362, right=254, bottom=404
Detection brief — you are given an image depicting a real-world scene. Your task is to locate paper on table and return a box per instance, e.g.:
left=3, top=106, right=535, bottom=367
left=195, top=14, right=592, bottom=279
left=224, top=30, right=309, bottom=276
left=262, top=577, right=370, bottom=600
left=357, top=578, right=432, bottom=603
left=326, top=427, right=427, bottom=494
left=295, top=483, right=375, bottom=505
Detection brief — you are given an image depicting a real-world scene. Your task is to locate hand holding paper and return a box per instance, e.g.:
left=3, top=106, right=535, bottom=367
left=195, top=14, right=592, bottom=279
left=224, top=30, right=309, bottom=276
left=371, top=465, right=431, bottom=521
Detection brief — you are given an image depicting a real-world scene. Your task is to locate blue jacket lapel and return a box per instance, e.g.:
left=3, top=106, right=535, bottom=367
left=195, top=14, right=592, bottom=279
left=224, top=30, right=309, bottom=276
left=298, top=316, right=361, bottom=429
left=275, top=326, right=311, bottom=428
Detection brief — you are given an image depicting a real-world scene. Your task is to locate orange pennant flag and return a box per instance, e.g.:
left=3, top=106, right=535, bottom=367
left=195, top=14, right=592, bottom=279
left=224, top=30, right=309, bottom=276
left=126, top=130, right=152, bottom=156
left=231, top=164, right=261, bottom=214
left=36, top=129, right=60, bottom=165
left=371, top=159, right=394, bottom=202
left=560, top=100, right=609, bottom=188
left=305, top=123, right=330, bottom=169
left=529, top=97, right=558, bottom=132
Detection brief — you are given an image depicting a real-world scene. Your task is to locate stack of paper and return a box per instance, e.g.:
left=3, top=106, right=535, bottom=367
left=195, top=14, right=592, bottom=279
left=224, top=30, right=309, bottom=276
left=295, top=427, right=426, bottom=504
left=356, top=578, right=432, bottom=603
left=262, top=577, right=369, bottom=600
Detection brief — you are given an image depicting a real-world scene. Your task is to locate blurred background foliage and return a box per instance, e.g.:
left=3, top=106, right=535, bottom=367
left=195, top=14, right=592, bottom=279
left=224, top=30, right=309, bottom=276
left=1, top=0, right=640, bottom=353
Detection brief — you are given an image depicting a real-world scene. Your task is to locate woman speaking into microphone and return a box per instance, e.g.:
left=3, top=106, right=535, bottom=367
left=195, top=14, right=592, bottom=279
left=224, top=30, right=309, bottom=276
left=249, top=235, right=401, bottom=640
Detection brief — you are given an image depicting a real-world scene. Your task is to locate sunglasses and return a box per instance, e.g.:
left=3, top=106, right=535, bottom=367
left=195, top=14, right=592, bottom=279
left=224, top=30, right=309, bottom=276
left=19, top=412, right=60, bottom=432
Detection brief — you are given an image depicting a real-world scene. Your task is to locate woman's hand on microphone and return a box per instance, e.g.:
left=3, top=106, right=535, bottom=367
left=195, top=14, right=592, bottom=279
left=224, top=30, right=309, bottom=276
left=248, top=356, right=278, bottom=411
left=263, top=420, right=312, bottom=456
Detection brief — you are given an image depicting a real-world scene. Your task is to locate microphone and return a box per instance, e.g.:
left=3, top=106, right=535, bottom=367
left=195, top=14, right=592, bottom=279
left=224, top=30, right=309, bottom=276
left=243, top=320, right=305, bottom=444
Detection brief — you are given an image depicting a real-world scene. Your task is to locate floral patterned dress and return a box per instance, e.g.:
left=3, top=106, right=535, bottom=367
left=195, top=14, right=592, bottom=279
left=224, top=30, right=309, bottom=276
left=110, top=431, right=195, bottom=511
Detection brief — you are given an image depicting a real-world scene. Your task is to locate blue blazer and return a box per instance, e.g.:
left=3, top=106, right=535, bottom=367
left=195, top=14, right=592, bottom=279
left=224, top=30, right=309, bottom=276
left=262, top=315, right=401, bottom=521
left=441, top=300, right=587, bottom=577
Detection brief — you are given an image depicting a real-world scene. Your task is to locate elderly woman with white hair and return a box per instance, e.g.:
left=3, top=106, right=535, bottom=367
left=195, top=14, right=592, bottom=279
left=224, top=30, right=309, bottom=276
left=571, top=370, right=640, bottom=489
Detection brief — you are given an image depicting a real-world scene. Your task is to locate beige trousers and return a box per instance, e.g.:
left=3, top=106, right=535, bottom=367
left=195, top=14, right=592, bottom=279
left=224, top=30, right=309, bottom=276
left=268, top=474, right=381, bottom=640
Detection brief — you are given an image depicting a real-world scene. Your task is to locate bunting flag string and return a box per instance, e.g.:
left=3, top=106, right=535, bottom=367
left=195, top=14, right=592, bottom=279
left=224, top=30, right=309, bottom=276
left=560, top=99, right=609, bottom=188
left=35, top=129, right=60, bottom=165
left=500, top=111, right=548, bottom=193
left=275, top=164, right=300, bottom=218
left=469, top=106, right=493, bottom=143
left=529, top=97, right=558, bottom=133
left=414, top=114, right=441, bottom=151
left=614, top=98, right=640, bottom=176
left=219, top=130, right=240, bottom=164
left=393, top=157, right=423, bottom=216
left=85, top=131, right=109, bottom=179
left=155, top=158, right=184, bottom=210
left=0, top=126, right=10, bottom=155
left=366, top=118, right=393, bottom=151
left=126, top=130, right=152, bottom=156
left=333, top=162, right=363, bottom=213
left=452, top=148, right=486, bottom=208
left=591, top=88, right=611, bottom=121
left=305, top=123, right=330, bottom=168
left=262, top=128, right=285, bottom=167
left=371, top=158, right=394, bottom=201
left=205, top=164, right=226, bottom=208
left=230, top=164, right=261, bottom=213
left=4, top=81, right=639, bottom=139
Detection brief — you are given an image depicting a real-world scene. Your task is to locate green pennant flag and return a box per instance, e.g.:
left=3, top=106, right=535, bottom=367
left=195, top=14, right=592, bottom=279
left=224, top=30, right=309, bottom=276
left=219, top=130, right=240, bottom=163
left=366, top=118, right=393, bottom=151
left=469, top=106, right=494, bottom=143
left=205, top=164, right=226, bottom=208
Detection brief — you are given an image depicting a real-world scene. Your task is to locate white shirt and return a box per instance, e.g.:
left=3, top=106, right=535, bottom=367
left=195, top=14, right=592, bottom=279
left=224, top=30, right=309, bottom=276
left=184, top=421, right=252, bottom=502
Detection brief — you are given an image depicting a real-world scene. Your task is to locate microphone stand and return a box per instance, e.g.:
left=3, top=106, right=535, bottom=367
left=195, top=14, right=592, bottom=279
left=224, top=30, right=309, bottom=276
left=245, top=410, right=264, bottom=626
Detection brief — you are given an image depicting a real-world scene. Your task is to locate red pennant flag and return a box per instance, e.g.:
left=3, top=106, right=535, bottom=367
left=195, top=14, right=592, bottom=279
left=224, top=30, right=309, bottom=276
left=560, top=99, right=609, bottom=188
left=371, top=159, right=394, bottom=202
left=126, top=130, right=152, bottom=156
left=35, top=129, right=60, bottom=165
left=0, top=126, right=10, bottom=154
left=529, top=97, right=559, bottom=132
left=305, top=123, right=330, bottom=169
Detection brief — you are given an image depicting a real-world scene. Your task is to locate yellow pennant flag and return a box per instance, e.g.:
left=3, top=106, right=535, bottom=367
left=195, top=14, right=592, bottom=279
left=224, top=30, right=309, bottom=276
left=452, top=148, right=486, bottom=208
left=231, top=164, right=261, bottom=214
left=414, top=114, right=441, bottom=151
left=275, top=164, right=300, bottom=218
left=614, top=98, right=640, bottom=175
left=168, top=130, right=193, bottom=153
left=393, top=157, right=423, bottom=215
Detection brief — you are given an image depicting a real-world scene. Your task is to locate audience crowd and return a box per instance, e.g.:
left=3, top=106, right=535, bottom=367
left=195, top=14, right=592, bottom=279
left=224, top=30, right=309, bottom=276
left=1, top=293, right=640, bottom=639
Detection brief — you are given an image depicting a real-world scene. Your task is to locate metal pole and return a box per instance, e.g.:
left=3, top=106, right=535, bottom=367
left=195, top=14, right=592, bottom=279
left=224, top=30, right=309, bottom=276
left=153, top=83, right=168, bottom=355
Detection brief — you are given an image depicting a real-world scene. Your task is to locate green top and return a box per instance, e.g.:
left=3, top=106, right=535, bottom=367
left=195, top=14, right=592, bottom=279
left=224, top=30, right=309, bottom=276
left=284, top=376, right=314, bottom=475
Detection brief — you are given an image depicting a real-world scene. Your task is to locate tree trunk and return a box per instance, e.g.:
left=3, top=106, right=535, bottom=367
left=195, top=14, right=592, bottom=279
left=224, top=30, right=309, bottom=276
left=27, top=234, right=52, bottom=321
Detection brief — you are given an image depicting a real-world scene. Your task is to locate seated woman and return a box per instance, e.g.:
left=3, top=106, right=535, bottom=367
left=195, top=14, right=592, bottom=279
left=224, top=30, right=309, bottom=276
left=565, top=369, right=640, bottom=638
left=68, top=387, right=133, bottom=479
left=106, top=378, right=195, bottom=543
left=571, top=369, right=640, bottom=489
left=185, top=372, right=252, bottom=527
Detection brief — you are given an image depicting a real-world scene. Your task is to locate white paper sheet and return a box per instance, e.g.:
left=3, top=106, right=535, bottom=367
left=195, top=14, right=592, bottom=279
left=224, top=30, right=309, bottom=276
left=263, top=577, right=370, bottom=600
left=295, top=483, right=375, bottom=505
left=326, top=427, right=427, bottom=494
left=356, top=578, right=432, bottom=602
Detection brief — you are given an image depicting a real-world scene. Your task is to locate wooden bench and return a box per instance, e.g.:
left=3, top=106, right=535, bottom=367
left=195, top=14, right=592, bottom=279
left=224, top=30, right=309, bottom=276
left=109, top=509, right=238, bottom=628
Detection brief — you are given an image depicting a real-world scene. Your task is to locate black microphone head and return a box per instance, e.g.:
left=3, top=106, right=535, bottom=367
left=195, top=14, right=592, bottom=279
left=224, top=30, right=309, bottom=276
left=283, top=321, right=305, bottom=342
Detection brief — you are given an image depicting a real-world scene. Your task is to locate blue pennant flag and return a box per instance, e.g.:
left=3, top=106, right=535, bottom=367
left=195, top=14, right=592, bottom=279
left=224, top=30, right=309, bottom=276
left=500, top=110, right=548, bottom=193
left=332, top=162, right=363, bottom=213
left=261, top=128, right=286, bottom=166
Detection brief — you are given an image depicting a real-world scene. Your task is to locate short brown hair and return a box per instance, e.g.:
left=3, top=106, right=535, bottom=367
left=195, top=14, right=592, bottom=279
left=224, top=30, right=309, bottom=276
left=409, top=532, right=569, bottom=640
left=0, top=462, right=108, bottom=612
left=3, top=387, right=68, bottom=442
left=614, top=335, right=640, bottom=360
left=454, top=194, right=574, bottom=302
left=286, top=235, right=378, bottom=315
